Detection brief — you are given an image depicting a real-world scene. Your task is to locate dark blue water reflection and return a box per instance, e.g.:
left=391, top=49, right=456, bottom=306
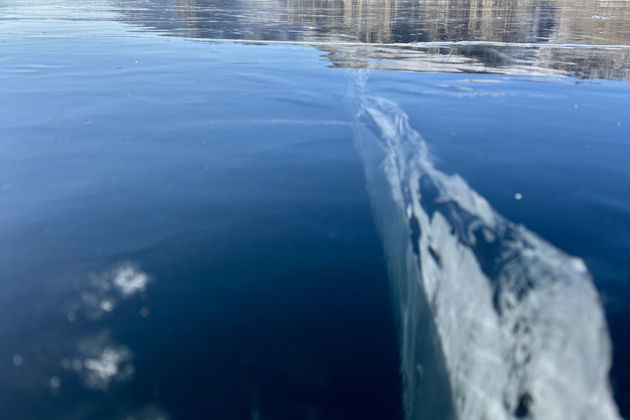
left=1, top=37, right=404, bottom=419
left=1, top=0, right=630, bottom=419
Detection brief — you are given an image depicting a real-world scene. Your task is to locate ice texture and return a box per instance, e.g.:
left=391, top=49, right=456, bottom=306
left=351, top=73, right=620, bottom=420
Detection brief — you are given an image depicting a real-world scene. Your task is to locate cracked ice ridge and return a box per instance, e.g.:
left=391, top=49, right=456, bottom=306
left=352, top=82, right=620, bottom=420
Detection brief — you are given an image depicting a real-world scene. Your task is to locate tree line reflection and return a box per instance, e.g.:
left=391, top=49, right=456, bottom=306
left=116, top=0, right=630, bottom=79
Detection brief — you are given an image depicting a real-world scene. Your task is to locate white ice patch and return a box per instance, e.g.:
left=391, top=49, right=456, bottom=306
left=73, top=331, right=134, bottom=390
left=351, top=77, right=620, bottom=420
left=78, top=263, right=150, bottom=319
left=56, top=264, right=148, bottom=391
left=113, top=265, right=149, bottom=297
left=84, top=347, right=132, bottom=388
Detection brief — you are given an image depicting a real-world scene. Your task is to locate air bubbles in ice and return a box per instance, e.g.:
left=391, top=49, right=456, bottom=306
left=113, top=265, right=149, bottom=297
left=12, top=354, right=23, bottom=366
left=100, top=300, right=114, bottom=312
left=49, top=376, right=61, bottom=389
left=84, top=347, right=133, bottom=389
left=79, top=263, right=150, bottom=319
left=55, top=263, right=151, bottom=391
left=72, top=332, right=134, bottom=390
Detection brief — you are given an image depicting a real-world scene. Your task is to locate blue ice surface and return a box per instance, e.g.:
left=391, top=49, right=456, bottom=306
left=1, top=30, right=629, bottom=419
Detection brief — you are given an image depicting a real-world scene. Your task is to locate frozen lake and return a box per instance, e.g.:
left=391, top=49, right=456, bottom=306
left=1, top=1, right=629, bottom=419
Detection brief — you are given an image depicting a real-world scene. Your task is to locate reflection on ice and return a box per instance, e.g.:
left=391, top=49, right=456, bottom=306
left=106, top=0, right=630, bottom=80
left=351, top=73, right=620, bottom=419
left=5, top=0, right=630, bottom=79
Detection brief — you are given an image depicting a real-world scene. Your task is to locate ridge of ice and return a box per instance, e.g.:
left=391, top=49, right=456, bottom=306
left=351, top=77, right=620, bottom=420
